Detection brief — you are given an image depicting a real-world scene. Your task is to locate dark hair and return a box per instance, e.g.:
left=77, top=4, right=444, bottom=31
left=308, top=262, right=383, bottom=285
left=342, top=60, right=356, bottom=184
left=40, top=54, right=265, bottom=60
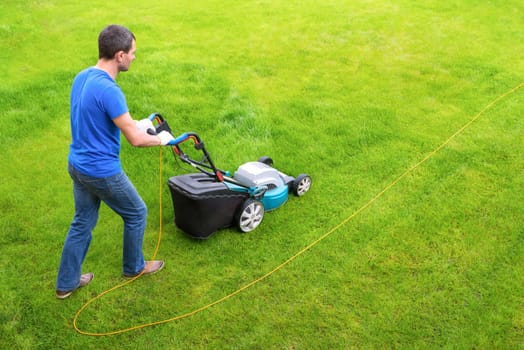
left=98, top=25, right=136, bottom=59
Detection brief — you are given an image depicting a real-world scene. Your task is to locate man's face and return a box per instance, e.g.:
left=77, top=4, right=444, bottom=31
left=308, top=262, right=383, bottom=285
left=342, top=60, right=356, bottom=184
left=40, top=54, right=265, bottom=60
left=117, top=39, right=136, bottom=72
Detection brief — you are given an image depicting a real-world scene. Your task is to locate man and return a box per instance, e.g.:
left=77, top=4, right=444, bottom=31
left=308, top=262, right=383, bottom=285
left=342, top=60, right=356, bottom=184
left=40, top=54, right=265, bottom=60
left=56, top=25, right=174, bottom=299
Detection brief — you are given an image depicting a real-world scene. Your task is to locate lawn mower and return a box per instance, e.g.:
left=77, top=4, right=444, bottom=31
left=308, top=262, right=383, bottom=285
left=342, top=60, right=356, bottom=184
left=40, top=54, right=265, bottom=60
left=147, top=113, right=312, bottom=239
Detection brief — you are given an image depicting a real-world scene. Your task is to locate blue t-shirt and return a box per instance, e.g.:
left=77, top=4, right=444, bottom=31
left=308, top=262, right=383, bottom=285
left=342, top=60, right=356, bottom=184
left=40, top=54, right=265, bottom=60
left=68, top=67, right=128, bottom=178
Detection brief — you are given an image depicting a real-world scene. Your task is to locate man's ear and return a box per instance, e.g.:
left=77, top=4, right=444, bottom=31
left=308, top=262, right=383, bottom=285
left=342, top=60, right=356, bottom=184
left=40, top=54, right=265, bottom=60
left=115, top=51, right=124, bottom=62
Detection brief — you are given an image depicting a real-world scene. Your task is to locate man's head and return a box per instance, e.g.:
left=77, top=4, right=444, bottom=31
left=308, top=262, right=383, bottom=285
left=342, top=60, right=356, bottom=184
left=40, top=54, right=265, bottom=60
left=98, top=25, right=136, bottom=72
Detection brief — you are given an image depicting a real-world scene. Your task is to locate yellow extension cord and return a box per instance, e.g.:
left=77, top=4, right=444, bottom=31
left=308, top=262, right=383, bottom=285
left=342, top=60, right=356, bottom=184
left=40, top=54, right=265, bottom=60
left=73, top=82, right=523, bottom=336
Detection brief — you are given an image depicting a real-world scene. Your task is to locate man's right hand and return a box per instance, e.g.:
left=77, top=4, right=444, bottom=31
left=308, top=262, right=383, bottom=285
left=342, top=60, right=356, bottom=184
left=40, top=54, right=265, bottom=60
left=157, top=131, right=175, bottom=145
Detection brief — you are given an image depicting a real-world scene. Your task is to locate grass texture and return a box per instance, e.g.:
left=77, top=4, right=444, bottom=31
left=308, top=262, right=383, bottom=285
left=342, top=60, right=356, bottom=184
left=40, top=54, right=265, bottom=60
left=1, top=0, right=523, bottom=349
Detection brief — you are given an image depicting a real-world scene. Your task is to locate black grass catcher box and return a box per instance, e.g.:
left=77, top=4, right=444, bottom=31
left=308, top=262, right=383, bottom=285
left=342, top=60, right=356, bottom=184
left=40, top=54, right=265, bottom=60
left=167, top=173, right=249, bottom=239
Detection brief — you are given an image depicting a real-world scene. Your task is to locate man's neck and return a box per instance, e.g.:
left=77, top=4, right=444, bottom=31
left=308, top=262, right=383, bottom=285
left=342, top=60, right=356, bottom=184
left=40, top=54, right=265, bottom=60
left=94, top=59, right=118, bottom=80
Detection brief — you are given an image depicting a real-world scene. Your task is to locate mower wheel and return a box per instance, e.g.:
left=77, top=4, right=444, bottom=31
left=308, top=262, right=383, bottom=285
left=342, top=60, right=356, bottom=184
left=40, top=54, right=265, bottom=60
left=236, top=198, right=265, bottom=233
left=258, top=156, right=273, bottom=167
left=292, top=174, right=312, bottom=196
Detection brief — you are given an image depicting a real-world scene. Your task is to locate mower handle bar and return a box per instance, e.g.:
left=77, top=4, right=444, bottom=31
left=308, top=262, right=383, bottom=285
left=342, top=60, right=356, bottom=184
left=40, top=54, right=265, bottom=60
left=147, top=113, right=202, bottom=146
left=147, top=113, right=226, bottom=182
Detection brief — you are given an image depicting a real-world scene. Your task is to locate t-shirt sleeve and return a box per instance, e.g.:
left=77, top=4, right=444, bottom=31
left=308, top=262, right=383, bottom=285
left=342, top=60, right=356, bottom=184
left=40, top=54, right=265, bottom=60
left=101, top=85, right=129, bottom=119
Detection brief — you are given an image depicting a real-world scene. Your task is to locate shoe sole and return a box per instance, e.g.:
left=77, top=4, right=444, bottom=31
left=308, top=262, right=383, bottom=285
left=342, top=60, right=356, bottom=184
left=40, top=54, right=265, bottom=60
left=56, top=291, right=73, bottom=299
left=56, top=273, right=94, bottom=299
left=123, top=261, right=164, bottom=279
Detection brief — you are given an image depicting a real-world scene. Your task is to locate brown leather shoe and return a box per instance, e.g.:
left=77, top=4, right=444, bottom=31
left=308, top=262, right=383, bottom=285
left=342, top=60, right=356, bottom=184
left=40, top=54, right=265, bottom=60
left=56, top=272, right=94, bottom=299
left=123, top=260, right=164, bottom=278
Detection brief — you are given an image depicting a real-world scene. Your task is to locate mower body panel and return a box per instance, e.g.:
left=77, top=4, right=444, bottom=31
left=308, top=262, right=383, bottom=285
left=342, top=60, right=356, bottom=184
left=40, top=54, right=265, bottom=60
left=231, top=161, right=290, bottom=211
left=233, top=161, right=285, bottom=188
left=261, top=185, right=289, bottom=211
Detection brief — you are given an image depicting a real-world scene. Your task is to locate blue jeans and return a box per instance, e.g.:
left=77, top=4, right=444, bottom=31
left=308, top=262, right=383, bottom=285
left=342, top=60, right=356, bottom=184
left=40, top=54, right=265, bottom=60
left=56, top=164, right=147, bottom=291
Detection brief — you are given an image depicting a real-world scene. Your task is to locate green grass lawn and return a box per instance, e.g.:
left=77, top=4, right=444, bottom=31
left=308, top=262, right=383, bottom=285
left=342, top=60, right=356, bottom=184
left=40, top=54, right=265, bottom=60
left=1, top=0, right=523, bottom=348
